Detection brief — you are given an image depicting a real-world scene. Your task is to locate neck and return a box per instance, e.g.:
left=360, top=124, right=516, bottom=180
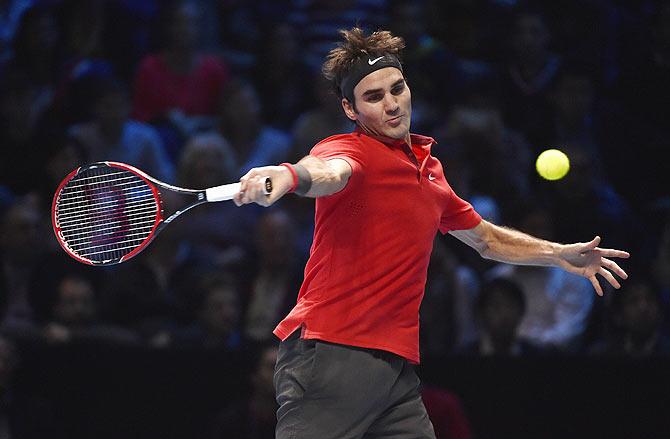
left=357, top=122, right=410, bottom=146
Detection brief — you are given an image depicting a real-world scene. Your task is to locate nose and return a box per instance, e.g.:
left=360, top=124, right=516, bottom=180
left=383, top=93, right=399, bottom=114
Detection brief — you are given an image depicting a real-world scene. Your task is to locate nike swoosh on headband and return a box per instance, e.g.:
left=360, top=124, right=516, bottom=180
left=368, top=56, right=384, bottom=65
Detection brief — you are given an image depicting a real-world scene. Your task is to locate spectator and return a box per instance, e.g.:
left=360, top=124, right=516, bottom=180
left=545, top=68, right=628, bottom=189
left=0, top=196, right=45, bottom=335
left=243, top=210, right=302, bottom=344
left=172, top=136, right=260, bottom=262
left=1, top=4, right=60, bottom=89
left=58, top=0, right=106, bottom=66
left=614, top=1, right=670, bottom=206
left=286, top=0, right=388, bottom=69
left=486, top=206, right=594, bottom=351
left=209, top=344, right=279, bottom=438
left=0, top=78, right=53, bottom=195
left=543, top=142, right=637, bottom=253
left=68, top=75, right=175, bottom=183
left=290, top=71, right=352, bottom=163
left=0, top=0, right=33, bottom=63
left=421, top=236, right=480, bottom=356
left=252, top=23, right=311, bottom=130
left=214, top=79, right=292, bottom=176
left=97, top=227, right=187, bottom=338
left=169, top=272, right=242, bottom=350
left=387, top=0, right=465, bottom=132
left=131, top=1, right=230, bottom=126
left=589, top=277, right=670, bottom=356
left=547, top=68, right=598, bottom=150
left=458, top=278, right=544, bottom=356
left=27, top=259, right=139, bottom=346
left=500, top=7, right=561, bottom=148
left=436, top=97, right=532, bottom=219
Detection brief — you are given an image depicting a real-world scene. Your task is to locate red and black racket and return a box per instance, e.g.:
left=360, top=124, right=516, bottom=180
left=52, top=161, right=271, bottom=266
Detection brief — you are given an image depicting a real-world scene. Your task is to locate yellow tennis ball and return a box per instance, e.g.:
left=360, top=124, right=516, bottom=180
left=536, top=149, right=570, bottom=181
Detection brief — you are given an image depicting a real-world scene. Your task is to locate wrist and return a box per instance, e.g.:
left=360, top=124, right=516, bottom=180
left=279, top=163, right=298, bottom=193
left=553, top=242, right=568, bottom=266
left=279, top=162, right=312, bottom=196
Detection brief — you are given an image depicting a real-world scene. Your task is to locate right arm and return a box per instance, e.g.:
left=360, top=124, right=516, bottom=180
left=233, top=156, right=352, bottom=207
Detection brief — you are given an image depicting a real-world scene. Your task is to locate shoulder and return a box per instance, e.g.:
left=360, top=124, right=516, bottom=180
left=312, top=132, right=361, bottom=151
left=258, top=126, right=291, bottom=146
left=124, top=121, right=159, bottom=140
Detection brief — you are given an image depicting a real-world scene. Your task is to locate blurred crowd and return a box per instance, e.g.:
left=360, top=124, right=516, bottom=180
left=1, top=0, right=669, bottom=437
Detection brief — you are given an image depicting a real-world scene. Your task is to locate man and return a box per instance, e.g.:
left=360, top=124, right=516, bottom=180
left=234, top=28, right=629, bottom=439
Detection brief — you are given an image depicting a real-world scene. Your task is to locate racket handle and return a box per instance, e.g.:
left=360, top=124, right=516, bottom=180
left=205, top=177, right=272, bottom=202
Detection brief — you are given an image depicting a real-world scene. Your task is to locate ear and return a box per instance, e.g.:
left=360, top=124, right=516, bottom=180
left=341, top=98, right=357, bottom=121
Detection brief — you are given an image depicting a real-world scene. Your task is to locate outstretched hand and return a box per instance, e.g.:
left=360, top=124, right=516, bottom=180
left=559, top=236, right=630, bottom=296
left=233, top=165, right=293, bottom=207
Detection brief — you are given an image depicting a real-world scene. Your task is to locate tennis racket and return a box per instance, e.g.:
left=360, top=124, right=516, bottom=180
left=52, top=161, right=272, bottom=266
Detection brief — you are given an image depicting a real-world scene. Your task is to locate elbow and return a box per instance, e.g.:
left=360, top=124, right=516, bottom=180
left=478, top=241, right=493, bottom=259
left=475, top=223, right=496, bottom=259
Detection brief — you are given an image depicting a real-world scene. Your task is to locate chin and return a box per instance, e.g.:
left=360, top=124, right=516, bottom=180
left=385, top=125, right=409, bottom=139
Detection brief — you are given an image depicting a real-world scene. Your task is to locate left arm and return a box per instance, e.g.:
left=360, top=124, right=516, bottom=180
left=449, top=220, right=630, bottom=296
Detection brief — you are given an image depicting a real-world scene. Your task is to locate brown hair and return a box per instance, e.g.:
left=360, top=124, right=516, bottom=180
left=322, top=27, right=405, bottom=100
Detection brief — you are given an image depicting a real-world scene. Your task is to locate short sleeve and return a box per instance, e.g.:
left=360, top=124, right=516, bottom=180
left=310, top=134, right=365, bottom=184
left=439, top=190, right=482, bottom=234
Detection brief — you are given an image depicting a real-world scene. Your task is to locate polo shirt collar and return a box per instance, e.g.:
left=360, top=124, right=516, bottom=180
left=353, top=126, right=435, bottom=151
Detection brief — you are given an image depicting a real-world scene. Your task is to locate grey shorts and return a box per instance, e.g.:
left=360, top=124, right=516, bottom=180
left=274, top=331, right=436, bottom=439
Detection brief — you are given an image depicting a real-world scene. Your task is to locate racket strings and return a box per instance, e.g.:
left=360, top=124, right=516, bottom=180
left=57, top=183, right=152, bottom=207
left=55, top=165, right=159, bottom=263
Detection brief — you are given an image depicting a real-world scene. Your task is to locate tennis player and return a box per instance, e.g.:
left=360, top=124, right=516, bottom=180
left=234, top=27, right=629, bottom=439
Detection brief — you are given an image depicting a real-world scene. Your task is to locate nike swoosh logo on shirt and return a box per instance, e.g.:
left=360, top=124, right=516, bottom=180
left=428, top=174, right=436, bottom=181
left=368, top=56, right=384, bottom=65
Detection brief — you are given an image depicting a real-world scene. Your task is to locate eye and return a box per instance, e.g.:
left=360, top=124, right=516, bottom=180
left=366, top=94, right=383, bottom=102
left=392, top=84, right=405, bottom=95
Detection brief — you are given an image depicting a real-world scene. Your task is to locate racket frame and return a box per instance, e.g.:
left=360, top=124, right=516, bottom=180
left=52, top=161, right=267, bottom=266
left=53, top=161, right=194, bottom=265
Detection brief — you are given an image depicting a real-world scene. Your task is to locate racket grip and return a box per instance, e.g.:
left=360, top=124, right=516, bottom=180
left=205, top=178, right=272, bottom=202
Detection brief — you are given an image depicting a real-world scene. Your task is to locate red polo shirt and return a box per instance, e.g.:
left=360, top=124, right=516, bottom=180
left=273, top=129, right=481, bottom=363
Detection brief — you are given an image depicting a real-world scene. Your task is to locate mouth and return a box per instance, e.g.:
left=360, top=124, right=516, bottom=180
left=386, top=115, right=404, bottom=126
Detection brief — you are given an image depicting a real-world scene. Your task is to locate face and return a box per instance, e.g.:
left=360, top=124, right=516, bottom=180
left=1, top=200, right=41, bottom=263
left=620, top=284, right=660, bottom=337
left=221, top=83, right=261, bottom=129
left=553, top=76, right=594, bottom=120
left=181, top=142, right=228, bottom=188
left=343, top=67, right=411, bottom=141
left=481, top=290, right=523, bottom=342
left=95, top=91, right=130, bottom=130
left=256, top=211, right=295, bottom=265
left=54, top=277, right=96, bottom=326
left=200, top=288, right=239, bottom=337
left=512, top=14, right=549, bottom=60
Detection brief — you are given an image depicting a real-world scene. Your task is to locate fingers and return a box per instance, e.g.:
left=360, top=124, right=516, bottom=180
left=581, top=236, right=601, bottom=252
left=236, top=174, right=272, bottom=207
left=602, top=258, right=628, bottom=280
left=598, top=248, right=630, bottom=259
left=598, top=267, right=621, bottom=289
left=589, top=275, right=604, bottom=296
left=234, top=170, right=256, bottom=206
